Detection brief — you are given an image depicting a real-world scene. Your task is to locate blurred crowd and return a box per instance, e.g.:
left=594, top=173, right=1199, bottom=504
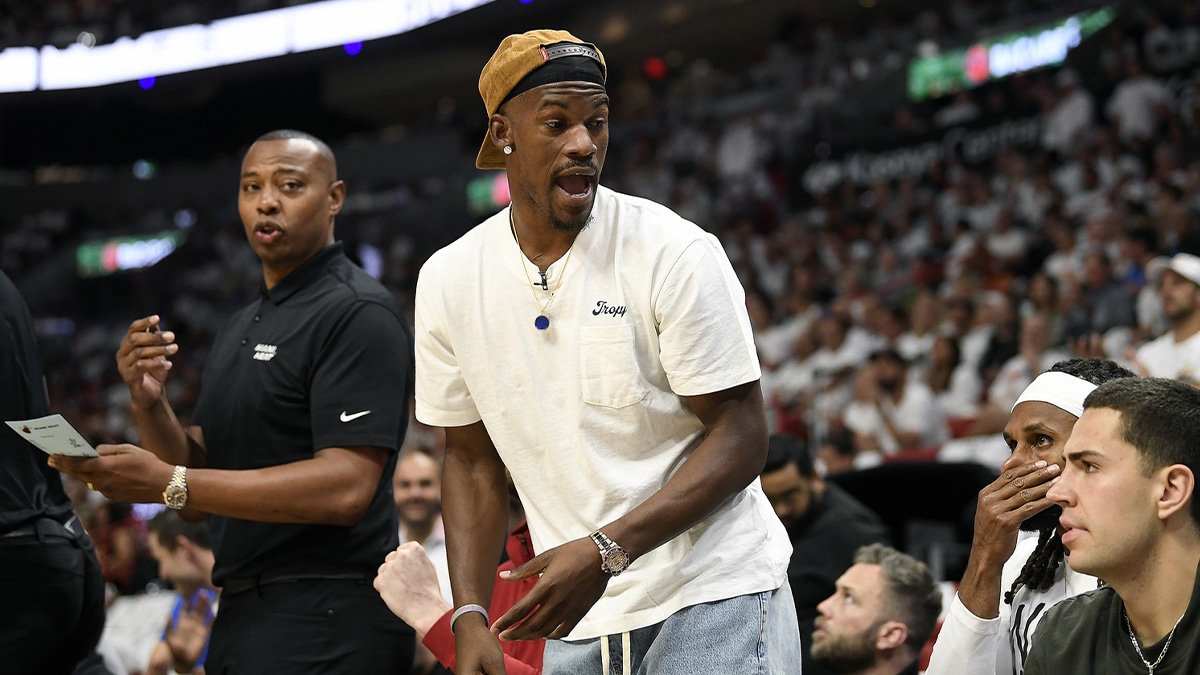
left=5, top=0, right=1200, bottom=617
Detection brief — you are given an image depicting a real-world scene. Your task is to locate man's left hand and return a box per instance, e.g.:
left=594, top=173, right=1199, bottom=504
left=491, top=536, right=609, bottom=641
left=49, top=444, right=175, bottom=503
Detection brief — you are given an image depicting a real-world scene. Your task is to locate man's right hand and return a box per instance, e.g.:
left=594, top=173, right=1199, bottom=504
left=117, top=315, right=178, bottom=408
left=454, top=619, right=507, bottom=675
left=958, top=456, right=1060, bottom=618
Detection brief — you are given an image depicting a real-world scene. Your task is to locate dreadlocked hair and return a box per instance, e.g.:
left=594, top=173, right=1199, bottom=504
left=1004, top=528, right=1066, bottom=605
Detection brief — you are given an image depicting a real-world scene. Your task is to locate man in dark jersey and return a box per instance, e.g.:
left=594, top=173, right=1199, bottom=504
left=53, top=130, right=415, bottom=674
left=0, top=268, right=107, bottom=674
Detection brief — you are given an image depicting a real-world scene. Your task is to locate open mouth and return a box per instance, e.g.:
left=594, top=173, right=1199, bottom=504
left=255, top=222, right=282, bottom=243
left=555, top=174, right=594, bottom=199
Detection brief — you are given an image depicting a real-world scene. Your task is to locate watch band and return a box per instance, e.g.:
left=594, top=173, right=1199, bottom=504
left=589, top=530, right=632, bottom=576
left=163, top=465, right=188, bottom=510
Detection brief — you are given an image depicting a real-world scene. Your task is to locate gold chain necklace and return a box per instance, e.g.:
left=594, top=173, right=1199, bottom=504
left=1123, top=606, right=1185, bottom=675
left=510, top=209, right=575, bottom=331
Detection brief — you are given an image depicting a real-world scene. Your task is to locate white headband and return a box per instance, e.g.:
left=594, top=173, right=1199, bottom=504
left=1011, top=371, right=1097, bottom=418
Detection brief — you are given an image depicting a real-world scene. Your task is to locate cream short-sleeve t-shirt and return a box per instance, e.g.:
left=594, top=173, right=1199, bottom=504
left=415, top=187, right=790, bottom=639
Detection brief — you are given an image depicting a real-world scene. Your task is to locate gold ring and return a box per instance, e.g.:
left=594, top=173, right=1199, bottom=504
left=87, top=482, right=95, bottom=491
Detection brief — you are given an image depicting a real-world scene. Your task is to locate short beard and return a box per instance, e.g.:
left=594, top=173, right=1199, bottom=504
left=1019, top=503, right=1063, bottom=533
left=878, top=378, right=903, bottom=395
left=812, top=622, right=880, bottom=673
left=550, top=213, right=592, bottom=234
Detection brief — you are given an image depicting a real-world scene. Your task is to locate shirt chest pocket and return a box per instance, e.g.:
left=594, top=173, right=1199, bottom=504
left=580, top=324, right=648, bottom=409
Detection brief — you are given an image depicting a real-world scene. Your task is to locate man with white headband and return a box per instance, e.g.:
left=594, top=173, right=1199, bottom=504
left=925, top=358, right=1135, bottom=675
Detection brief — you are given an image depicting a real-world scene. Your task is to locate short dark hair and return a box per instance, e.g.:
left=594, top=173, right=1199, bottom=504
left=869, top=347, right=907, bottom=366
left=1084, top=377, right=1200, bottom=526
left=251, top=129, right=337, bottom=176
left=1047, top=358, right=1137, bottom=386
left=854, top=543, right=942, bottom=654
left=821, top=430, right=856, bottom=459
left=148, top=509, right=211, bottom=552
left=764, top=433, right=813, bottom=475
left=1125, top=225, right=1158, bottom=250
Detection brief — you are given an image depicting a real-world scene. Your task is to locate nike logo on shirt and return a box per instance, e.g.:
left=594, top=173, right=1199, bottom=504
left=340, top=410, right=371, bottom=422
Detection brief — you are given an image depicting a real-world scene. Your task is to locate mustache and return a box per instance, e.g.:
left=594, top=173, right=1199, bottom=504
left=553, top=160, right=598, bottom=176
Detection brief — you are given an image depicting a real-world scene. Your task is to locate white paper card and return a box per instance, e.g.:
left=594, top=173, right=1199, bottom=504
left=5, top=414, right=98, bottom=457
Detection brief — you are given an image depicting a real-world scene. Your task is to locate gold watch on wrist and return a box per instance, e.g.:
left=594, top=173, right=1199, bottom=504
left=163, top=465, right=188, bottom=510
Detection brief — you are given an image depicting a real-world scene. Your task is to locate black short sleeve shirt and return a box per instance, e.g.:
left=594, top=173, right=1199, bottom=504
left=192, top=244, right=412, bottom=582
left=0, top=270, right=72, bottom=532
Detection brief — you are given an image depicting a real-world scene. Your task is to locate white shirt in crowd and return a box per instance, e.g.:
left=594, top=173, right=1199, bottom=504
left=843, top=379, right=947, bottom=454
left=1136, top=328, right=1200, bottom=383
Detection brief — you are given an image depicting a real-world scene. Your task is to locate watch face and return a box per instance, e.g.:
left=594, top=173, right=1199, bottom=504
left=605, top=549, right=630, bottom=572
left=164, top=485, right=188, bottom=510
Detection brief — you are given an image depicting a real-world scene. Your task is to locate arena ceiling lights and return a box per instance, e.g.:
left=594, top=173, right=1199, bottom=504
left=0, top=0, right=497, bottom=93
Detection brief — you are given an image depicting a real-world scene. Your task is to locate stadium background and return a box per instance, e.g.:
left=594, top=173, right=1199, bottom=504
left=1, top=0, right=1197, bottom=671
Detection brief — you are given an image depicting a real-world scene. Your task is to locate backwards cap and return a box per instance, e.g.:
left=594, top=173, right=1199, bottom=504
left=475, top=29, right=606, bottom=170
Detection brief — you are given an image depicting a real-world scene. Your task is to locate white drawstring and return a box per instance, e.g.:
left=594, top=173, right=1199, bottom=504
left=601, top=634, right=611, bottom=674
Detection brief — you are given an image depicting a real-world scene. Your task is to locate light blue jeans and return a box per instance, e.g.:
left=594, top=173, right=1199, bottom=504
left=542, top=582, right=802, bottom=674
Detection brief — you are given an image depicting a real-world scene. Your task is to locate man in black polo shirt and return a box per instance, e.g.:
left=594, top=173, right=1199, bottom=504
left=0, top=269, right=107, bottom=674
left=52, top=130, right=415, bottom=673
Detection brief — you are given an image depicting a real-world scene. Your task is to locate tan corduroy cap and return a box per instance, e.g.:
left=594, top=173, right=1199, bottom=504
left=475, top=29, right=607, bottom=170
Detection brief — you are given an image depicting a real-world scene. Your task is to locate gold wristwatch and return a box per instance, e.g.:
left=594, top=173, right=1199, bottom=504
left=163, top=465, right=188, bottom=510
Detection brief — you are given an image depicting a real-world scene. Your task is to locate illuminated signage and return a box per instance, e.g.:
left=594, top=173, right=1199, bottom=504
left=907, top=7, right=1114, bottom=101
left=77, top=232, right=186, bottom=277
left=466, top=172, right=511, bottom=217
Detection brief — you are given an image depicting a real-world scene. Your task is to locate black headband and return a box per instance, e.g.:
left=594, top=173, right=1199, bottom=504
left=500, top=54, right=606, bottom=107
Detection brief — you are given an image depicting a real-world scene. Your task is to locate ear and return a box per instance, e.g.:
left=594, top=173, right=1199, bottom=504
left=175, top=535, right=194, bottom=558
left=1157, top=464, right=1195, bottom=523
left=488, top=113, right=512, bottom=152
left=328, top=179, right=346, bottom=217
left=875, top=620, right=909, bottom=652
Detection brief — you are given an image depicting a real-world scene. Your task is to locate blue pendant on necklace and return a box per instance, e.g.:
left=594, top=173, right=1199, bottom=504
left=535, top=315, right=550, bottom=330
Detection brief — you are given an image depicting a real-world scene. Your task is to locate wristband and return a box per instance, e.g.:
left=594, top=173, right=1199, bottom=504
left=450, top=603, right=490, bottom=634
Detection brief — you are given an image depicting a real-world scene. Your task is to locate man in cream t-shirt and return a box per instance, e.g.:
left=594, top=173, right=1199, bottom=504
left=415, top=29, right=795, bottom=675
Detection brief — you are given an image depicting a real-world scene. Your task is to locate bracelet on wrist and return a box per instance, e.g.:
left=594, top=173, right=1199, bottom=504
left=450, top=603, right=489, bottom=634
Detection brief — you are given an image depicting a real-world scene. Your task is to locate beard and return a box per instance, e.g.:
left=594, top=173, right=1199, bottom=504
left=1019, top=503, right=1063, bottom=533
left=811, top=620, right=880, bottom=673
left=550, top=212, right=592, bottom=234
left=877, top=377, right=903, bottom=394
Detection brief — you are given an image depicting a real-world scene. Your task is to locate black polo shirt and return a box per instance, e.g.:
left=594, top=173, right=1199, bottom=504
left=192, top=243, right=412, bottom=584
left=0, top=270, right=73, bottom=532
